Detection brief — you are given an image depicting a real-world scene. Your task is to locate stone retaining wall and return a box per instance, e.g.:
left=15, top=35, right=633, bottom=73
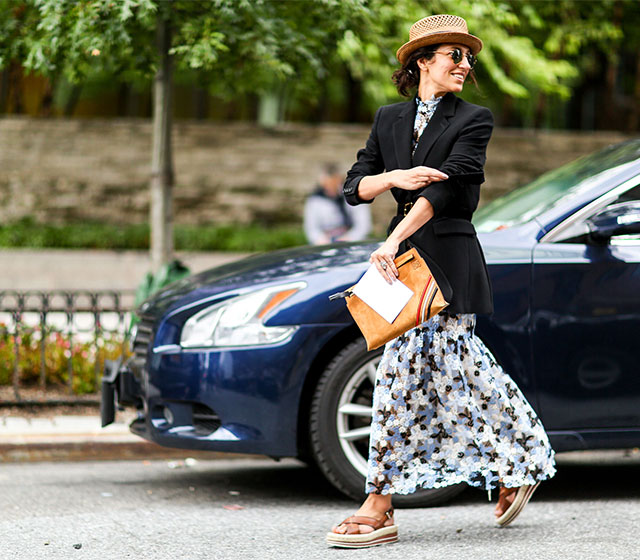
left=0, top=117, right=634, bottom=231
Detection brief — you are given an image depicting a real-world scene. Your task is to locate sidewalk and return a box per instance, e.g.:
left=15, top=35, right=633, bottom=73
left=0, top=248, right=249, bottom=291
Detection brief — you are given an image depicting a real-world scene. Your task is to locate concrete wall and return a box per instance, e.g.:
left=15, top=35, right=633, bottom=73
left=0, top=117, right=635, bottom=231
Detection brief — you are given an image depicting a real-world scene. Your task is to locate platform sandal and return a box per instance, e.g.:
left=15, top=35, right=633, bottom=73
left=326, top=508, right=397, bottom=548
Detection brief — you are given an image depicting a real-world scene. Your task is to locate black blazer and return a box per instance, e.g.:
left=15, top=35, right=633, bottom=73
left=343, top=92, right=494, bottom=315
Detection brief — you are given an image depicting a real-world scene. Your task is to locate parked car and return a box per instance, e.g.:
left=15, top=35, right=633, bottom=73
left=102, top=139, right=640, bottom=507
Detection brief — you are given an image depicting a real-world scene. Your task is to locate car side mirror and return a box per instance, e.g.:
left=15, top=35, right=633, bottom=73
left=588, top=200, right=640, bottom=245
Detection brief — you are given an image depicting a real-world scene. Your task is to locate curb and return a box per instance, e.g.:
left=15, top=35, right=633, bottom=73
left=0, top=414, right=261, bottom=463
left=0, top=440, right=258, bottom=463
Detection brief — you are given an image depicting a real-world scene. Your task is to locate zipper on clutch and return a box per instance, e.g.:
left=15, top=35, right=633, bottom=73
left=328, top=289, right=353, bottom=301
left=396, top=253, right=415, bottom=268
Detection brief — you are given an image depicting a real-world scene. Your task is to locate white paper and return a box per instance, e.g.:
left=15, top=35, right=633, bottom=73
left=351, top=265, right=414, bottom=323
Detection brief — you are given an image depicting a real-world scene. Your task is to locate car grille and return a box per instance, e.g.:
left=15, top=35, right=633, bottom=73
left=131, top=315, right=155, bottom=378
left=192, top=403, right=222, bottom=435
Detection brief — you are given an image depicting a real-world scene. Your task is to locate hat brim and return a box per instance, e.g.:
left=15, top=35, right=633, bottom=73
left=396, top=31, right=483, bottom=64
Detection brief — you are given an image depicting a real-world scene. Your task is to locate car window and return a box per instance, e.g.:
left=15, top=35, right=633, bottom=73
left=474, top=140, right=640, bottom=233
left=614, top=183, right=640, bottom=204
left=595, top=183, right=640, bottom=245
left=551, top=181, right=640, bottom=244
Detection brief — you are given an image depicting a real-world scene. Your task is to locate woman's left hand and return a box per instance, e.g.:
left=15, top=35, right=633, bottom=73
left=370, top=239, right=400, bottom=284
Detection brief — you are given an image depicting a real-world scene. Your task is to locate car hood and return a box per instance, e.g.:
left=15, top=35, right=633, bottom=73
left=138, top=242, right=379, bottom=319
left=139, top=228, right=537, bottom=321
left=477, top=226, right=537, bottom=264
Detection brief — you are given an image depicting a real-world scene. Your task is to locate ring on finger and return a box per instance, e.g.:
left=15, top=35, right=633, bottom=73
left=381, top=262, right=388, bottom=270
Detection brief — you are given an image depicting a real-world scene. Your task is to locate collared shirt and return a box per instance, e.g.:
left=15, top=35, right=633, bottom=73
left=412, top=95, right=442, bottom=156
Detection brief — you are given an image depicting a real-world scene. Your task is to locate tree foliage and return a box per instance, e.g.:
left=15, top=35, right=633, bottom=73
left=1, top=0, right=368, bottom=91
left=1, top=0, right=638, bottom=126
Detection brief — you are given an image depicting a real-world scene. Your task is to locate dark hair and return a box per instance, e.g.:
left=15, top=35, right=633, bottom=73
left=323, top=162, right=340, bottom=176
left=391, top=44, right=478, bottom=97
left=392, top=45, right=439, bottom=97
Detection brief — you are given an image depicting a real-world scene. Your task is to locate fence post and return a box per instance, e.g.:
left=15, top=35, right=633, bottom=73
left=12, top=306, right=21, bottom=402
left=115, top=293, right=128, bottom=357
left=40, top=292, right=48, bottom=390
left=65, top=292, right=74, bottom=394
left=92, top=293, right=101, bottom=389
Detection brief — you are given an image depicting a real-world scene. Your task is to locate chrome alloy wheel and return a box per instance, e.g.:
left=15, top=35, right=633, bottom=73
left=335, top=354, right=379, bottom=477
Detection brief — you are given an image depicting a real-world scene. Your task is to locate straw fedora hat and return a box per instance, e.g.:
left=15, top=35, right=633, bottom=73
left=396, top=14, right=483, bottom=64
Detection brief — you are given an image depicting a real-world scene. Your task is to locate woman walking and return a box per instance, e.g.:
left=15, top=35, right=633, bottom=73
left=327, top=14, right=556, bottom=548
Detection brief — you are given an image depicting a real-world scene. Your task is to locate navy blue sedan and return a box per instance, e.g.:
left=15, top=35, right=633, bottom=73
left=102, top=140, right=640, bottom=507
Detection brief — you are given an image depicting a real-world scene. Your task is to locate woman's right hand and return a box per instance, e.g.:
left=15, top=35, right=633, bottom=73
left=388, top=167, right=448, bottom=191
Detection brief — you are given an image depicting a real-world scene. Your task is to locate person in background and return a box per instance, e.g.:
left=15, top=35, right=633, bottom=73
left=304, top=163, right=371, bottom=245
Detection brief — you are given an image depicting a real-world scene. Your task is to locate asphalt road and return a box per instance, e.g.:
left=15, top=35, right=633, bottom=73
left=1, top=453, right=639, bottom=560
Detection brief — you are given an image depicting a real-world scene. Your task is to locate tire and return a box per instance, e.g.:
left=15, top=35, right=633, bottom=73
left=309, top=338, right=466, bottom=508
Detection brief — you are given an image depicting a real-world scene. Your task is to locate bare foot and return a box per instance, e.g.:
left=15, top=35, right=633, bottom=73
left=331, top=494, right=394, bottom=535
left=495, top=486, right=517, bottom=518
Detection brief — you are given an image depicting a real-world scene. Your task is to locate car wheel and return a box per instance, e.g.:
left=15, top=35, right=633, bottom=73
left=309, top=338, right=466, bottom=508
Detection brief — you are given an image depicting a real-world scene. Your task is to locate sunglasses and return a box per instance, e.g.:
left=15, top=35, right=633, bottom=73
left=435, top=47, right=476, bottom=70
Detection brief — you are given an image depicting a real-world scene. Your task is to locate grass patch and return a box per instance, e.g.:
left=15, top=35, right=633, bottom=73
left=174, top=224, right=305, bottom=252
left=0, top=219, right=306, bottom=252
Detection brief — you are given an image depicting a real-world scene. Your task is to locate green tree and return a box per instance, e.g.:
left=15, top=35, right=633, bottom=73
left=0, top=0, right=367, bottom=270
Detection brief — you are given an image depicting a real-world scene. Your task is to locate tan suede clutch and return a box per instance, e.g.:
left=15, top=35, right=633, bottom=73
left=331, top=247, right=449, bottom=351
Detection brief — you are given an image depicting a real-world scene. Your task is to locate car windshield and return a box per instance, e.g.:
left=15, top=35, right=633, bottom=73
left=473, top=140, right=640, bottom=232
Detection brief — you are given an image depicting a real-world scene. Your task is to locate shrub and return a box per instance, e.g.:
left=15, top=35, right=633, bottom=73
left=0, top=324, right=127, bottom=395
left=0, top=219, right=307, bottom=252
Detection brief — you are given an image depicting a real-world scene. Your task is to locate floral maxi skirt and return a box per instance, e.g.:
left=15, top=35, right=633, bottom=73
left=366, top=313, right=556, bottom=495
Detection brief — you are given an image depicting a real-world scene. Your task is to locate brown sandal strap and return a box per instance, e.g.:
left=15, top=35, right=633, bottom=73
left=498, top=488, right=517, bottom=505
left=342, top=516, right=384, bottom=529
left=339, top=508, right=395, bottom=534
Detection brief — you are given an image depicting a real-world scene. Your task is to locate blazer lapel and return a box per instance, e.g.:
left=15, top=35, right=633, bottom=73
left=392, top=100, right=416, bottom=169
left=412, top=92, right=456, bottom=166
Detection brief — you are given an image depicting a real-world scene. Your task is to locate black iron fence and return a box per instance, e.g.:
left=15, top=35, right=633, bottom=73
left=0, top=290, right=136, bottom=404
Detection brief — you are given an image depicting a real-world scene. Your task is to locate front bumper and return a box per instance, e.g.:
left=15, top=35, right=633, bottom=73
left=99, top=325, right=344, bottom=458
left=101, top=359, right=142, bottom=427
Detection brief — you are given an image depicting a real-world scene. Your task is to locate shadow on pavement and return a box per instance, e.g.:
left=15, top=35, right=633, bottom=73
left=117, top=450, right=640, bottom=508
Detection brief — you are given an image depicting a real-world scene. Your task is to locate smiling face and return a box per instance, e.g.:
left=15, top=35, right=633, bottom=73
left=417, top=43, right=473, bottom=98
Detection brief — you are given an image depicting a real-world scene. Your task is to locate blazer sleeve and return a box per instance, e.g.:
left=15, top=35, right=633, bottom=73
left=418, top=107, right=494, bottom=216
left=343, top=108, right=384, bottom=206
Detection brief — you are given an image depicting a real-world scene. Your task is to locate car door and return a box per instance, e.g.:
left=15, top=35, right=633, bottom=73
left=531, top=182, right=640, bottom=432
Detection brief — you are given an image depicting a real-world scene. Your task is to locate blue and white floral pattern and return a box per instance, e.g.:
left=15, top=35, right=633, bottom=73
left=366, top=313, right=556, bottom=495
left=412, top=95, right=441, bottom=155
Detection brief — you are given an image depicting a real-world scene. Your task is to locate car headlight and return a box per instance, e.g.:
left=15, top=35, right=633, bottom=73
left=180, top=281, right=306, bottom=348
